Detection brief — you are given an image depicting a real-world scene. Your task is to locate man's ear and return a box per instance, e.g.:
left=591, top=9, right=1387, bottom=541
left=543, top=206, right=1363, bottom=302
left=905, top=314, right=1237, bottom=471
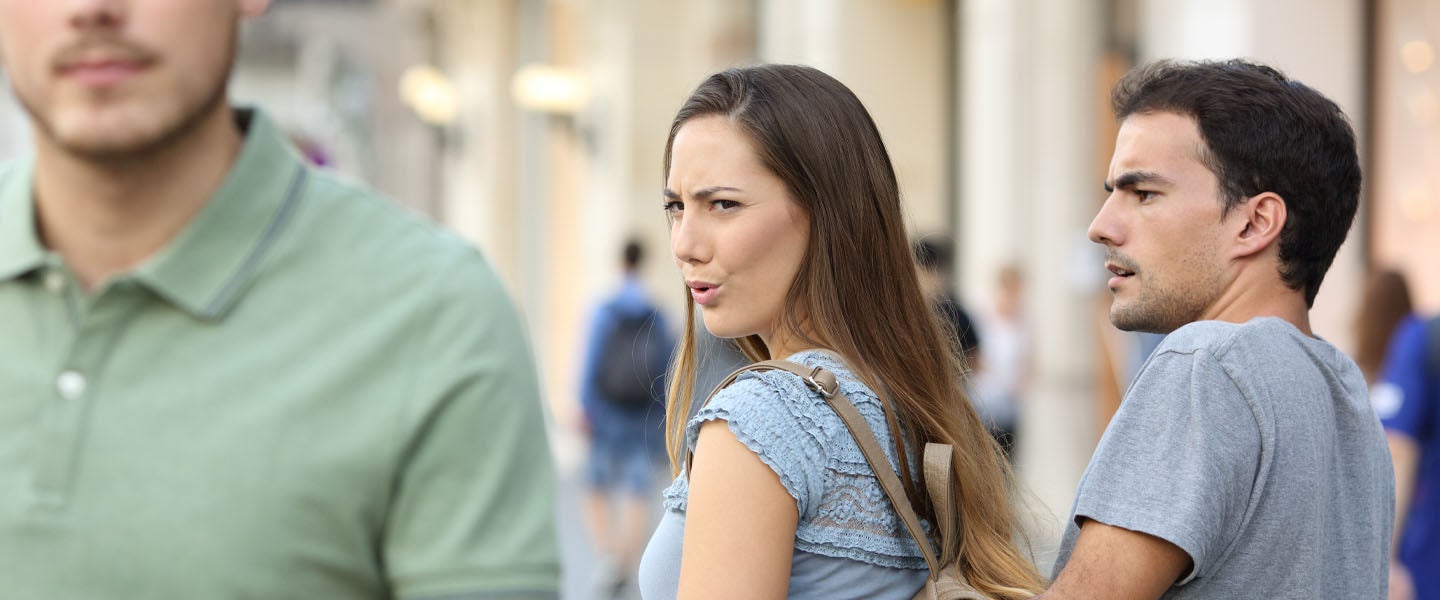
left=239, top=0, right=273, bottom=19
left=1231, top=192, right=1286, bottom=259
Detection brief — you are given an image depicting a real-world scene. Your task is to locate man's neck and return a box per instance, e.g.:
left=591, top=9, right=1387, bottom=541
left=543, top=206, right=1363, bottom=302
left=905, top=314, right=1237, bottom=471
left=1201, top=271, right=1314, bottom=337
left=31, top=104, right=244, bottom=291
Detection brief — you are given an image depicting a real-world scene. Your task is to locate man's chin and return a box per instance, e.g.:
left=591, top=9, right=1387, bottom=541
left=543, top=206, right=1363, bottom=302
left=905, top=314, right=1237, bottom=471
left=1109, top=304, right=1157, bottom=334
left=32, top=96, right=186, bottom=154
left=45, top=116, right=176, bottom=161
left=57, top=134, right=158, bottom=158
left=1111, top=312, right=1182, bottom=335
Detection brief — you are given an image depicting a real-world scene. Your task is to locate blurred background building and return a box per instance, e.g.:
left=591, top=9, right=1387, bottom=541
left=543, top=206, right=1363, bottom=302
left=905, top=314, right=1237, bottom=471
left=2, top=0, right=1437, bottom=596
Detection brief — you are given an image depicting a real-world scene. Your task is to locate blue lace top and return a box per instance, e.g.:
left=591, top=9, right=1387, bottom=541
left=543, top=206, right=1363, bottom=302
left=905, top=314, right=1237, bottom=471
left=637, top=350, right=929, bottom=599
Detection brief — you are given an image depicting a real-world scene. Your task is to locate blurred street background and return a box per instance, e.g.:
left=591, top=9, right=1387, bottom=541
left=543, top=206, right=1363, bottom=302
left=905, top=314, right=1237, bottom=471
left=3, top=0, right=1437, bottom=597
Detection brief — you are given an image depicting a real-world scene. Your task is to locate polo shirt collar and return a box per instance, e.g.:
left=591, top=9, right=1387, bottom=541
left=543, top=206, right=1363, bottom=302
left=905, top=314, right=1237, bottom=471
left=133, top=107, right=308, bottom=321
left=0, top=158, right=44, bottom=282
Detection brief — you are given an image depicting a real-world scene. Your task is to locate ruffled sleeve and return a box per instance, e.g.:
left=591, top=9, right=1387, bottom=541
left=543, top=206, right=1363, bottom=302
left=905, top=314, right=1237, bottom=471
left=662, top=372, right=829, bottom=519
left=660, top=351, right=930, bottom=570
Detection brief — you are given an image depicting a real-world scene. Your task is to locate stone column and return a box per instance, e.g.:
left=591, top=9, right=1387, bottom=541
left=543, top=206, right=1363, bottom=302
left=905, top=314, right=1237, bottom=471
left=758, top=0, right=952, bottom=234
left=958, top=0, right=1104, bottom=562
left=431, top=0, right=522, bottom=282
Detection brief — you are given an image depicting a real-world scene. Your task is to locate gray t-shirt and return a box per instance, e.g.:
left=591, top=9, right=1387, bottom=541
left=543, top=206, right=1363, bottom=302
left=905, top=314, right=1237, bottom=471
left=1054, top=318, right=1394, bottom=598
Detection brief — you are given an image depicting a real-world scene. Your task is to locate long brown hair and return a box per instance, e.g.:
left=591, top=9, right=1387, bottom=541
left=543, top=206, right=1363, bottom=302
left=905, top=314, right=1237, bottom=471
left=662, top=64, right=1043, bottom=598
left=1353, top=269, right=1413, bottom=383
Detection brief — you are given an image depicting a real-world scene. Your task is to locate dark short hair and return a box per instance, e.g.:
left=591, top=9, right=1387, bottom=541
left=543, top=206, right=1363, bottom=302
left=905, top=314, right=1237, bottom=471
left=1112, top=59, right=1361, bottom=307
left=622, top=238, right=643, bottom=269
left=912, top=237, right=953, bottom=272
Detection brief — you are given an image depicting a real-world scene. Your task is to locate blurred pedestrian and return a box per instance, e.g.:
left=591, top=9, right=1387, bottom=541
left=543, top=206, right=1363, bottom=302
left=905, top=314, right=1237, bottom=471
left=638, top=64, right=1043, bottom=599
left=974, top=263, right=1028, bottom=459
left=1355, top=269, right=1415, bottom=384
left=579, top=238, right=674, bottom=598
left=1367, top=270, right=1440, bottom=600
left=1041, top=59, right=1391, bottom=599
left=0, top=2, right=558, bottom=598
left=913, top=236, right=982, bottom=370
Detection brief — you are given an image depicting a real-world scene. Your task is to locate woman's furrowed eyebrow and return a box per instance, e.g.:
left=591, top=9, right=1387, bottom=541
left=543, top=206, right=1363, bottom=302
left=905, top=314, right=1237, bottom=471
left=663, top=186, right=744, bottom=200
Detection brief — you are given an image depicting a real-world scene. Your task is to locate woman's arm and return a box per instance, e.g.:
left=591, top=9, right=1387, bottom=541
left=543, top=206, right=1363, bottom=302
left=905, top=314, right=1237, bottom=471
left=677, top=420, right=799, bottom=600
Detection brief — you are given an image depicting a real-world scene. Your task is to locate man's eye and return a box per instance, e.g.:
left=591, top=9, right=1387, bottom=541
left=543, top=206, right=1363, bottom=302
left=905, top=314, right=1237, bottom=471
left=1135, top=190, right=1157, bottom=202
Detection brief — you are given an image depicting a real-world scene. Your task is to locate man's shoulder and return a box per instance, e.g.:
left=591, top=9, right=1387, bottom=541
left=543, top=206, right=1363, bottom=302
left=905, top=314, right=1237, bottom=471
left=1159, top=318, right=1312, bottom=359
left=298, top=168, right=451, bottom=244
left=1157, top=320, right=1245, bottom=352
left=1130, top=320, right=1294, bottom=404
left=265, top=168, right=516, bottom=320
left=1156, top=318, right=1360, bottom=387
left=291, top=169, right=494, bottom=280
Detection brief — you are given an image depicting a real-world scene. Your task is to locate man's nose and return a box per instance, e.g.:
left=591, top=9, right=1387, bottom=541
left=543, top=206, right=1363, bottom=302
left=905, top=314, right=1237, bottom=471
left=68, top=0, right=127, bottom=31
left=1088, top=195, right=1123, bottom=246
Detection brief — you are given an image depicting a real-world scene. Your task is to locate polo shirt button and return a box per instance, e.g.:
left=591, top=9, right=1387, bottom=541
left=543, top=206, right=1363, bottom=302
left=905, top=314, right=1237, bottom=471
left=43, top=271, right=66, bottom=294
left=56, top=371, right=86, bottom=401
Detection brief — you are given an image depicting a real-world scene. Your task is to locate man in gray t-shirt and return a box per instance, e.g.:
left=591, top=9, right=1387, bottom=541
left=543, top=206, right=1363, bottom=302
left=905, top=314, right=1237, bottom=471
left=1038, top=60, right=1393, bottom=600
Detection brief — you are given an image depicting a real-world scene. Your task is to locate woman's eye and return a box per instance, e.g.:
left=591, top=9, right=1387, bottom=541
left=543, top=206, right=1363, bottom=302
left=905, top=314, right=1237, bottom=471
left=662, top=200, right=683, bottom=213
left=712, top=200, right=740, bottom=210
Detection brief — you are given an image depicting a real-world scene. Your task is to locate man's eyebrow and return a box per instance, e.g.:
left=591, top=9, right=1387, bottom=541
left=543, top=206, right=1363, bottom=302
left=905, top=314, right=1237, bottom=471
left=1103, top=171, right=1173, bottom=193
left=662, top=186, right=743, bottom=200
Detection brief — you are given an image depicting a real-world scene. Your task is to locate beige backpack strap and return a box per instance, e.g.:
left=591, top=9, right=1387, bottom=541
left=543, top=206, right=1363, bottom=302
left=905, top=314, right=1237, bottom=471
left=810, top=369, right=944, bottom=574
left=923, top=442, right=958, bottom=567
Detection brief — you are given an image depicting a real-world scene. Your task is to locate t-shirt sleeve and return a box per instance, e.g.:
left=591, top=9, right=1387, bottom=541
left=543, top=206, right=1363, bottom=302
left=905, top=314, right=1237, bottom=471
left=1069, top=348, right=1261, bottom=586
left=383, top=251, right=560, bottom=600
left=1376, top=317, right=1434, bottom=443
left=686, top=374, right=828, bottom=518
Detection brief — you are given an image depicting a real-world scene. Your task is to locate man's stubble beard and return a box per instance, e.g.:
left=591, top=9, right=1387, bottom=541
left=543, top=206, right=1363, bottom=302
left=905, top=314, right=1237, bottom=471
left=1109, top=271, right=1220, bottom=334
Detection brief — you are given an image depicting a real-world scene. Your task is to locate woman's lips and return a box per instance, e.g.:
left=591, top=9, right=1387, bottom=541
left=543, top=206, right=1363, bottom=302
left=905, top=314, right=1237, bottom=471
left=688, top=283, right=720, bottom=306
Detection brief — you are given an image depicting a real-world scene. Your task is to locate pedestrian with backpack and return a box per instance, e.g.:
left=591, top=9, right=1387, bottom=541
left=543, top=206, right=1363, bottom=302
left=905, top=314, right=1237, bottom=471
left=581, top=238, right=675, bottom=598
left=637, top=64, right=1044, bottom=599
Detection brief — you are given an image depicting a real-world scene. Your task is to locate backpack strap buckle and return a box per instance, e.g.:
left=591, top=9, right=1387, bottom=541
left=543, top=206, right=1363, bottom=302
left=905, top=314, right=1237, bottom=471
left=802, top=366, right=837, bottom=398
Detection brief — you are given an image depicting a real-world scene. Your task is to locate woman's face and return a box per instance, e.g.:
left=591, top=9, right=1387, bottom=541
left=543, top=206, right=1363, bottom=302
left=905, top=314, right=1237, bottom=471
left=665, top=115, right=810, bottom=349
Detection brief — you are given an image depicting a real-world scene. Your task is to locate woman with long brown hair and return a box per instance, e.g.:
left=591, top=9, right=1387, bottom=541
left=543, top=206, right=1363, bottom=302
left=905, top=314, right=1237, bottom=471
left=636, top=64, right=1043, bottom=599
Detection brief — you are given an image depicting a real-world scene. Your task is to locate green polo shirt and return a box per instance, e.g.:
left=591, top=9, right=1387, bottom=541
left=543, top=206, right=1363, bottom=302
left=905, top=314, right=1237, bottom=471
left=0, top=109, right=559, bottom=599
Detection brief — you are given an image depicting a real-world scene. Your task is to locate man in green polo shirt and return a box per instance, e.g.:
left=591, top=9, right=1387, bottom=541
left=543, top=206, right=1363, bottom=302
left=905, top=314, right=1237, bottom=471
left=0, top=1, right=560, bottom=598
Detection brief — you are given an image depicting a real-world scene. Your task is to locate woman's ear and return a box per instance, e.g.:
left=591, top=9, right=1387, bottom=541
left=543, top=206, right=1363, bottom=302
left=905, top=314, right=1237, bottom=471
left=1232, top=192, right=1286, bottom=259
